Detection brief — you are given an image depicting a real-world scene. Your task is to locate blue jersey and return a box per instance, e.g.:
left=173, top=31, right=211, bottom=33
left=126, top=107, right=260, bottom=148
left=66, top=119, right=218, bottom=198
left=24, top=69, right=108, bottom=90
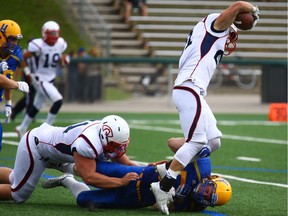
left=0, top=46, right=23, bottom=101
left=77, top=157, right=211, bottom=211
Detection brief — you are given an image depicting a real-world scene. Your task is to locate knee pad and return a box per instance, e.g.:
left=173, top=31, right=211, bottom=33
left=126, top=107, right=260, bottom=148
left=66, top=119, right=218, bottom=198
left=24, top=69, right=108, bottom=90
left=174, top=142, right=204, bottom=167
left=28, top=106, right=39, bottom=118
left=208, top=137, right=221, bottom=152
left=50, top=100, right=63, bottom=114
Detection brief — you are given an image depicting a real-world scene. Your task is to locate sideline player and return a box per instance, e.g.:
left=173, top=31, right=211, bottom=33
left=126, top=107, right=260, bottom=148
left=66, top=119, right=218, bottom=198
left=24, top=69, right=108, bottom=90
left=150, top=2, right=260, bottom=214
left=15, top=21, right=69, bottom=138
left=0, top=115, right=139, bottom=203
left=0, top=19, right=30, bottom=150
left=42, top=139, right=232, bottom=212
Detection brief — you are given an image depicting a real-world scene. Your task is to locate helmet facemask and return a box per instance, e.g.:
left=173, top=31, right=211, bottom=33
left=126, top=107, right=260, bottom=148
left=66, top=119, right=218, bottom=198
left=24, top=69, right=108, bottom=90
left=193, top=175, right=232, bottom=207
left=0, top=20, right=23, bottom=53
left=224, top=24, right=238, bottom=56
left=193, top=179, right=218, bottom=207
left=42, top=21, right=60, bottom=46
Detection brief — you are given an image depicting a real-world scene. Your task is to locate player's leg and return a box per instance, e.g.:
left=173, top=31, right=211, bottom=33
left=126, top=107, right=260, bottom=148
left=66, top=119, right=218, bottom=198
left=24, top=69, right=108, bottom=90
left=44, top=82, right=63, bottom=125
left=42, top=173, right=89, bottom=199
left=15, top=92, right=44, bottom=138
left=11, top=95, right=26, bottom=121
left=0, top=167, right=13, bottom=200
left=151, top=85, right=207, bottom=215
left=0, top=167, right=12, bottom=184
left=10, top=129, right=46, bottom=202
left=204, top=100, right=222, bottom=152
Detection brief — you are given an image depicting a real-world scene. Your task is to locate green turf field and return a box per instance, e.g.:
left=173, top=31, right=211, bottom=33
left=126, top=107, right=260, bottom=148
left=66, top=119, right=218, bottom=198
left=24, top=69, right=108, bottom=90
left=1, top=112, right=287, bottom=216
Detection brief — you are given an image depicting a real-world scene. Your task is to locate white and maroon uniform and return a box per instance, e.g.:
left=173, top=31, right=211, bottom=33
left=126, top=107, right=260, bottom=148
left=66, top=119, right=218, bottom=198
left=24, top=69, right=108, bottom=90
left=10, top=120, right=106, bottom=203
left=28, top=37, right=67, bottom=109
left=172, top=13, right=228, bottom=166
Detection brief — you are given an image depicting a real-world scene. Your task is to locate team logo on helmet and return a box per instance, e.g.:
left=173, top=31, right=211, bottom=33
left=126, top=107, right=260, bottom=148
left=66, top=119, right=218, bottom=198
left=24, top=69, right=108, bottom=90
left=99, top=115, right=130, bottom=159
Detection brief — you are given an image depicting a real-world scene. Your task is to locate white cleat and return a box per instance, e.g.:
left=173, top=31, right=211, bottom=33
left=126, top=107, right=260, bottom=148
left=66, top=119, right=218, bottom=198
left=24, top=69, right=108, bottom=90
left=15, top=125, right=26, bottom=139
left=42, top=173, right=73, bottom=189
left=150, top=182, right=175, bottom=215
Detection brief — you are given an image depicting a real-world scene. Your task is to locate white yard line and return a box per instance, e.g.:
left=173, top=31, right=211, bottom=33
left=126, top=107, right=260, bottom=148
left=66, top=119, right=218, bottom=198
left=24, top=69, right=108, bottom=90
left=129, top=124, right=287, bottom=145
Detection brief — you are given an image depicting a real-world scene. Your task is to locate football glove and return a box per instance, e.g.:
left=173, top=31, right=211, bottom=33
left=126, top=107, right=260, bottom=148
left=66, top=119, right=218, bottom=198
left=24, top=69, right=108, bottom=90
left=0, top=61, right=8, bottom=73
left=252, top=6, right=260, bottom=27
left=17, top=81, right=30, bottom=93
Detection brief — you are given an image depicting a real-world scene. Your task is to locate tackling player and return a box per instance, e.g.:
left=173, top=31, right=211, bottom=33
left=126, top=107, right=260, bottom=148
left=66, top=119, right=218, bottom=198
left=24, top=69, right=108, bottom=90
left=0, top=115, right=139, bottom=203
left=150, top=2, right=260, bottom=214
left=0, top=19, right=30, bottom=150
left=42, top=139, right=232, bottom=212
left=15, top=20, right=69, bottom=138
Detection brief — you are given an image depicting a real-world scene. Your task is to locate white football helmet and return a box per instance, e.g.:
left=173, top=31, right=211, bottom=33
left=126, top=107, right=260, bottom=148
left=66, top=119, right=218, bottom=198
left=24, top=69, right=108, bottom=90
left=42, top=21, right=60, bottom=46
left=99, top=115, right=130, bottom=159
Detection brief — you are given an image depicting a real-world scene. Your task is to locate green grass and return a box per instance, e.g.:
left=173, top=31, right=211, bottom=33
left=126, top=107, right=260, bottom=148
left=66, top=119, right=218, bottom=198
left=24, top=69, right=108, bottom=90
left=1, top=112, right=287, bottom=216
left=1, top=0, right=88, bottom=53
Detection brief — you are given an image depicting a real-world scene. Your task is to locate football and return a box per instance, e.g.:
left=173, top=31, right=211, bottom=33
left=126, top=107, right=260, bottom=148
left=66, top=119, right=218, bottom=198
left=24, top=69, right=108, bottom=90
left=233, top=12, right=254, bottom=30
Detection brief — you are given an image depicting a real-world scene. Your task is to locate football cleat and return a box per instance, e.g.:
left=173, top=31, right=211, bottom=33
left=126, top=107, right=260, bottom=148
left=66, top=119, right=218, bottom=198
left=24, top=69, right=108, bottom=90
left=150, top=182, right=175, bottom=215
left=15, top=125, right=26, bottom=139
left=42, top=173, right=73, bottom=189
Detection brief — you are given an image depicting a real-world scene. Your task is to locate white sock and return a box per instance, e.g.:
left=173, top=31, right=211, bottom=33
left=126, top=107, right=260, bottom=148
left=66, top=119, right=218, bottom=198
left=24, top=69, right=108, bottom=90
left=20, top=115, right=34, bottom=131
left=156, top=163, right=167, bottom=179
left=46, top=113, right=56, bottom=125
left=62, top=177, right=90, bottom=198
left=60, top=163, right=77, bottom=175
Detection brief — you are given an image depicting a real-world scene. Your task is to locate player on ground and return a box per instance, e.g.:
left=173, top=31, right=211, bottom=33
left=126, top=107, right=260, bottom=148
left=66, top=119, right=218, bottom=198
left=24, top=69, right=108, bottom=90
left=15, top=21, right=69, bottom=138
left=0, top=115, right=139, bottom=203
left=0, top=19, right=30, bottom=150
left=42, top=138, right=232, bottom=212
left=149, top=1, right=260, bottom=215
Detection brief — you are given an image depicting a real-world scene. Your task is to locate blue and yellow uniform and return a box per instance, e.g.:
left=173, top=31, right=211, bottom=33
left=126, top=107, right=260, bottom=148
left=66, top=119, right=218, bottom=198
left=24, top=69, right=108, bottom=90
left=77, top=157, right=211, bottom=211
left=0, top=46, right=22, bottom=102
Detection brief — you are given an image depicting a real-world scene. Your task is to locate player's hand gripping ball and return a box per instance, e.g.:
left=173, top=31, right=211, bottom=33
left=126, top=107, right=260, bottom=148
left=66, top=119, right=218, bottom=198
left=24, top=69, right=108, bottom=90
left=233, top=12, right=255, bottom=30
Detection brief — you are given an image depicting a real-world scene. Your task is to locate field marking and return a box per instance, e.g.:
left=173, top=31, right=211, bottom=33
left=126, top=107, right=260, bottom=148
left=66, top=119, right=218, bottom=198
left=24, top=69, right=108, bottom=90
left=129, top=119, right=286, bottom=126
left=1, top=144, right=287, bottom=189
left=3, top=124, right=287, bottom=146
left=213, top=172, right=288, bottom=188
left=129, top=124, right=287, bottom=145
left=237, top=156, right=261, bottom=162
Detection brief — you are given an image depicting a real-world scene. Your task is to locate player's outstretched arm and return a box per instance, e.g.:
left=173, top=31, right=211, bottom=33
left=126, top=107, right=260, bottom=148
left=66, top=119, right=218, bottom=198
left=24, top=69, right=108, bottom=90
left=214, top=1, right=259, bottom=31
left=74, top=152, right=139, bottom=189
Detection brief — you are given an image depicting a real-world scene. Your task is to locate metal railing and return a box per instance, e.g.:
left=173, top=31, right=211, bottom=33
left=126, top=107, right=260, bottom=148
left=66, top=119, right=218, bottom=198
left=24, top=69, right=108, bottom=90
left=67, top=0, right=112, bottom=56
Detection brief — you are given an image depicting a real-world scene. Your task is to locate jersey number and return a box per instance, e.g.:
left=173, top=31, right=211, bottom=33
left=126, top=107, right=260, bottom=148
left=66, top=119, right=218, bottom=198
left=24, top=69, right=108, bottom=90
left=64, top=122, right=89, bottom=133
left=43, top=53, right=60, bottom=68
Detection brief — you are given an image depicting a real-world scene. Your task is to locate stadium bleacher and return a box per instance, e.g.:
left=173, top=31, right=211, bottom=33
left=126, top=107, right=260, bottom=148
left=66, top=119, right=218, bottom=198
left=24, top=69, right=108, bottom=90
left=67, top=0, right=287, bottom=94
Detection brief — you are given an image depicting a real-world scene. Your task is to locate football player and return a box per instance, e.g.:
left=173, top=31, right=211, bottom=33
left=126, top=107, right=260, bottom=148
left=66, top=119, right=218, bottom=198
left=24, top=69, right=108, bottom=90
left=0, top=115, right=139, bottom=203
left=15, top=20, right=69, bottom=138
left=42, top=137, right=232, bottom=212
left=0, top=19, right=30, bottom=150
left=150, top=2, right=260, bottom=214
left=42, top=159, right=232, bottom=212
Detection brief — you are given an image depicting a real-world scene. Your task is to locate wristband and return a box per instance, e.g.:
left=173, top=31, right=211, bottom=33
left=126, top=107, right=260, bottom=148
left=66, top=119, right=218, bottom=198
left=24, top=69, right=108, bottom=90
left=6, top=100, right=12, bottom=106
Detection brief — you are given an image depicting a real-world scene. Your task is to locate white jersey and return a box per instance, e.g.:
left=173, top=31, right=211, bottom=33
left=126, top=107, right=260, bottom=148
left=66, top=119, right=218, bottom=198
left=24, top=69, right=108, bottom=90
left=10, top=120, right=107, bottom=203
left=175, top=13, right=230, bottom=93
left=28, top=37, right=67, bottom=81
left=35, top=121, right=106, bottom=163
